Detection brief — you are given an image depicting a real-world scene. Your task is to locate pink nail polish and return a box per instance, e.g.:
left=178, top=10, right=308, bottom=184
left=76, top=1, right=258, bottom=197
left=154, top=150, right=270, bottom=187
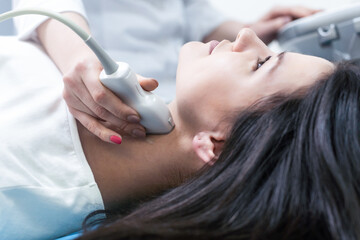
left=110, top=135, right=122, bottom=144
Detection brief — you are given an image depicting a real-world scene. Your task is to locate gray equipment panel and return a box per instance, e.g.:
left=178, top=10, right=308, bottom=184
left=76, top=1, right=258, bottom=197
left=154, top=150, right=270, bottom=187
left=278, top=3, right=360, bottom=63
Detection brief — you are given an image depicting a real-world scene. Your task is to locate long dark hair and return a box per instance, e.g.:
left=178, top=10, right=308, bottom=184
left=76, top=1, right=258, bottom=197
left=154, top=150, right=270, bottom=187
left=77, top=62, right=360, bottom=240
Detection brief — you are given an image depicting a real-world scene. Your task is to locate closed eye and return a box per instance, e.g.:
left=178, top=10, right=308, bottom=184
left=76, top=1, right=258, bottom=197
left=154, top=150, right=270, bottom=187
left=256, top=56, right=272, bottom=70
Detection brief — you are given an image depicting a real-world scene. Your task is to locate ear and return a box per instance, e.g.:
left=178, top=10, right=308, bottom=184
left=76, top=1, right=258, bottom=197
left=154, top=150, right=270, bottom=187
left=192, top=131, right=226, bottom=165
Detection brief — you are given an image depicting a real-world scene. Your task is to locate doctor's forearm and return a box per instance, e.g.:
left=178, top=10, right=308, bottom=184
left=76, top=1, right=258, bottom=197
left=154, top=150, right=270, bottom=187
left=37, top=12, right=98, bottom=74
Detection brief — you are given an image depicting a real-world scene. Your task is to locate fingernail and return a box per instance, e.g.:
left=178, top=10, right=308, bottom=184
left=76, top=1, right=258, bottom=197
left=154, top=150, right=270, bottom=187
left=127, top=115, right=140, bottom=124
left=152, top=79, right=159, bottom=87
left=110, top=135, right=122, bottom=144
left=132, top=129, right=146, bottom=138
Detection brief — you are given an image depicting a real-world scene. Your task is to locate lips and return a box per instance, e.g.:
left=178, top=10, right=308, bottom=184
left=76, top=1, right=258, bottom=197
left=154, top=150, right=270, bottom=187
left=209, top=40, right=220, bottom=55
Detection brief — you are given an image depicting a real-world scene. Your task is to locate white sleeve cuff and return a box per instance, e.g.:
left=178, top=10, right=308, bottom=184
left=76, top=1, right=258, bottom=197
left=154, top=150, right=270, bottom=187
left=12, top=0, right=87, bottom=43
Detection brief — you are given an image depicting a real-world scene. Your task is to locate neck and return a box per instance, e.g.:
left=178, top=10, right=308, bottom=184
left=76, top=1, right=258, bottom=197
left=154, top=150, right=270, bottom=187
left=78, top=103, right=203, bottom=209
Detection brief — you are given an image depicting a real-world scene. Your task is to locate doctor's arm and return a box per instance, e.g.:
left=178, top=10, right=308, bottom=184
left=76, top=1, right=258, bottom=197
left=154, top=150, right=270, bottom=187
left=203, top=6, right=320, bottom=44
left=36, top=12, right=154, bottom=143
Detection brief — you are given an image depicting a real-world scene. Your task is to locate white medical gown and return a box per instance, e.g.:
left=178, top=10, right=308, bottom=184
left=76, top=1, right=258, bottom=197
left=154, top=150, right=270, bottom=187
left=12, top=0, right=228, bottom=102
left=0, top=37, right=104, bottom=240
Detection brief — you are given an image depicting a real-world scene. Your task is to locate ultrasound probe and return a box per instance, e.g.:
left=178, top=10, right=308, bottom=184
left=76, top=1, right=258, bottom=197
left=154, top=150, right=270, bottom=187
left=0, top=8, right=175, bottom=134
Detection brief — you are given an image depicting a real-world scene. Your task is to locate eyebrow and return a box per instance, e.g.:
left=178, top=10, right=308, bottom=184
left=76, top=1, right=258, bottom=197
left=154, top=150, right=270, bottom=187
left=268, top=51, right=287, bottom=73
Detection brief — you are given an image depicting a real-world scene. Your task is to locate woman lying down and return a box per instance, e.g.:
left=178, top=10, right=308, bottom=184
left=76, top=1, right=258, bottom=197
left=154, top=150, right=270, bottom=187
left=1, top=28, right=359, bottom=240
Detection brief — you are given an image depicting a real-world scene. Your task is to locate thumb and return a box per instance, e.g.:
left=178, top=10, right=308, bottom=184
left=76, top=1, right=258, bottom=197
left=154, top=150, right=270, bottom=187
left=137, top=74, right=159, bottom=91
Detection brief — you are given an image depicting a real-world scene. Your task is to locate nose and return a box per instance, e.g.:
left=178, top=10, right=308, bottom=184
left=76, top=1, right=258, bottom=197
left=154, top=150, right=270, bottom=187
left=232, top=28, right=268, bottom=53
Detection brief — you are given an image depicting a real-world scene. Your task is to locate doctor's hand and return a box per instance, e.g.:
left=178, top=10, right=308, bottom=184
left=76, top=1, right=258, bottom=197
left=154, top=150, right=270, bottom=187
left=62, top=58, right=158, bottom=144
left=249, top=6, right=320, bottom=44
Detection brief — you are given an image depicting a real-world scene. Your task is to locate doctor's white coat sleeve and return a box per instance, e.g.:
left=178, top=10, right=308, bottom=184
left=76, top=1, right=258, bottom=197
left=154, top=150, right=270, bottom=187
left=11, top=0, right=87, bottom=42
left=183, top=0, right=230, bottom=42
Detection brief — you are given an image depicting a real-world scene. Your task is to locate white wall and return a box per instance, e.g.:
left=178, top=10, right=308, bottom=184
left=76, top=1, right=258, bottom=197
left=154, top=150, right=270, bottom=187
left=209, top=0, right=360, bottom=22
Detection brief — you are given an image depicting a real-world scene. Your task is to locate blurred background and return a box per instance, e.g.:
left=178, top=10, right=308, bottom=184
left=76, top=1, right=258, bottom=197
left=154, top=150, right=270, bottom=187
left=1, top=0, right=360, bottom=36
left=0, top=1, right=13, bottom=35
left=209, top=0, right=360, bottom=50
left=210, top=0, right=360, bottom=22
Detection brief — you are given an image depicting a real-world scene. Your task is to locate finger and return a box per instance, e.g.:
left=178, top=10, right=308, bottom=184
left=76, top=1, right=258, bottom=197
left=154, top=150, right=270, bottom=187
left=84, top=92, right=143, bottom=136
left=311, top=9, right=323, bottom=14
left=252, top=16, right=292, bottom=44
left=65, top=71, right=126, bottom=124
left=137, top=74, right=159, bottom=91
left=63, top=68, right=100, bottom=117
left=262, top=6, right=318, bottom=21
left=63, top=84, right=97, bottom=117
left=66, top=70, right=144, bottom=136
left=68, top=106, right=123, bottom=144
left=103, top=121, right=146, bottom=138
left=80, top=63, right=143, bottom=125
left=68, top=92, right=146, bottom=138
left=122, top=123, right=146, bottom=138
left=288, top=6, right=317, bottom=19
left=260, top=16, right=292, bottom=35
left=140, top=78, right=159, bottom=91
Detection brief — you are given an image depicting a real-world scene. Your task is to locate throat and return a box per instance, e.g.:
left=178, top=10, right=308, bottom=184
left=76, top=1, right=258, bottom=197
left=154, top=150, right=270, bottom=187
left=76, top=121, right=199, bottom=208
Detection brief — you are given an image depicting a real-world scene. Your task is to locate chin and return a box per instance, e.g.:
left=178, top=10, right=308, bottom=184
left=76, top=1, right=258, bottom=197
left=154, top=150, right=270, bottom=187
left=179, top=41, right=207, bottom=61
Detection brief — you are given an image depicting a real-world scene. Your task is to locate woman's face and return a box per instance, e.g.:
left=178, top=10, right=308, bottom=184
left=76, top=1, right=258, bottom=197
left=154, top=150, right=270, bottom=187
left=175, top=28, right=333, bottom=130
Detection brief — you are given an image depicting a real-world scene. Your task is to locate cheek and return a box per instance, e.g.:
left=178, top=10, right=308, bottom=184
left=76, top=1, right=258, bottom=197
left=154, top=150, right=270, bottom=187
left=177, top=73, right=240, bottom=127
left=175, top=72, right=229, bottom=130
left=176, top=53, right=260, bottom=123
